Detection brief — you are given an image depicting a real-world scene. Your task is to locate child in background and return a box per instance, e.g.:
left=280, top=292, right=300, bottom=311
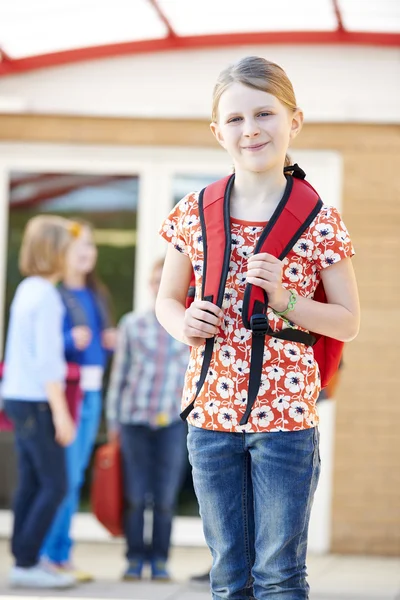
left=3, top=215, right=77, bottom=589
left=157, top=56, right=359, bottom=599
left=41, top=220, right=116, bottom=581
left=106, top=258, right=189, bottom=582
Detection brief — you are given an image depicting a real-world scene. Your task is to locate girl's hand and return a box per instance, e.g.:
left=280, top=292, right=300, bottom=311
left=71, top=326, right=92, bottom=350
left=53, top=409, right=76, bottom=447
left=102, top=327, right=118, bottom=351
left=183, top=300, right=224, bottom=347
left=246, top=253, right=290, bottom=312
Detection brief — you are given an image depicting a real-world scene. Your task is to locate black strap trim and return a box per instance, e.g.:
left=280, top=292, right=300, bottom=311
left=278, top=198, right=323, bottom=261
left=283, top=163, right=306, bottom=179
left=240, top=333, right=265, bottom=425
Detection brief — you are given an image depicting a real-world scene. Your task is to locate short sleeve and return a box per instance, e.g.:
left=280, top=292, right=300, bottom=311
left=158, top=193, right=199, bottom=258
left=311, top=206, right=355, bottom=271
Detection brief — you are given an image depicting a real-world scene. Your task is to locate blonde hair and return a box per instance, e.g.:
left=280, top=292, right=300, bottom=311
left=212, top=56, right=298, bottom=168
left=19, top=215, right=80, bottom=277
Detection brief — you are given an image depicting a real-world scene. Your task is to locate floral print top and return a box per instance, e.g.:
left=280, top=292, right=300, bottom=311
left=159, top=191, right=354, bottom=433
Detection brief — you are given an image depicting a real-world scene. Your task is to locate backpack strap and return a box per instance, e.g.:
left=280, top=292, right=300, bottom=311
left=239, top=175, right=323, bottom=424
left=180, top=175, right=233, bottom=421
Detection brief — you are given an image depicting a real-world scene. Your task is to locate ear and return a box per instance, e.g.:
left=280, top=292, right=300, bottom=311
left=210, top=121, right=227, bottom=149
left=289, top=108, right=304, bottom=142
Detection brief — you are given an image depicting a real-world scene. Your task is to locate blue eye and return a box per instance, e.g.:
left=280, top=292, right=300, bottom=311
left=258, top=112, right=271, bottom=117
left=227, top=116, right=242, bottom=123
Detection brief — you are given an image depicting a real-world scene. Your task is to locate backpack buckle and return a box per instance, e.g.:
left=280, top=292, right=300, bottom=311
left=249, top=314, right=269, bottom=336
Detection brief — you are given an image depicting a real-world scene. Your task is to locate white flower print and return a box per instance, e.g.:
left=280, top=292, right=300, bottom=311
left=233, top=327, right=252, bottom=344
left=228, top=260, right=239, bottom=275
left=183, top=214, right=199, bottom=228
left=173, top=239, right=186, bottom=254
left=223, top=288, right=238, bottom=308
left=222, top=314, right=235, bottom=334
left=193, top=232, right=204, bottom=252
left=336, top=229, right=350, bottom=244
left=263, top=347, right=272, bottom=362
left=212, top=336, right=225, bottom=352
left=266, top=365, right=285, bottom=381
left=236, top=272, right=247, bottom=287
left=162, top=221, right=176, bottom=239
left=219, top=345, right=236, bottom=367
left=206, top=368, right=218, bottom=384
left=293, top=238, right=314, bottom=258
left=319, top=250, right=341, bottom=268
left=234, top=390, right=247, bottom=406
left=205, top=399, right=221, bottom=416
left=231, top=233, right=245, bottom=249
left=313, top=222, right=335, bottom=243
left=244, top=225, right=264, bottom=235
left=232, top=300, right=243, bottom=317
left=217, top=407, right=238, bottom=429
left=232, top=359, right=250, bottom=376
left=304, top=382, right=316, bottom=400
left=237, top=245, right=253, bottom=259
left=216, top=376, right=234, bottom=399
left=284, top=343, right=301, bottom=362
left=193, top=260, right=203, bottom=277
left=258, top=374, right=271, bottom=396
left=272, top=395, right=290, bottom=412
left=285, top=262, right=303, bottom=283
left=235, top=422, right=253, bottom=433
left=190, top=407, right=205, bottom=426
left=284, top=371, right=305, bottom=393
left=306, top=414, right=317, bottom=427
left=301, top=354, right=315, bottom=368
left=289, top=401, right=309, bottom=423
left=268, top=337, right=284, bottom=350
left=251, top=405, right=274, bottom=427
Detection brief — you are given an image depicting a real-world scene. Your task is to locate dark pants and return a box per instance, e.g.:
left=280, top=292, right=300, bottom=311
left=120, top=420, right=187, bottom=563
left=4, top=400, right=67, bottom=568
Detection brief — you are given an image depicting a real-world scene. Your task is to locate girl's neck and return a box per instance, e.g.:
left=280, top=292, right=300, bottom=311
left=63, top=270, right=86, bottom=289
left=231, top=167, right=287, bottom=221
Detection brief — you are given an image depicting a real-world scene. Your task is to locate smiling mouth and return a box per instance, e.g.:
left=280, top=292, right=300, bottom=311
left=242, top=142, right=268, bottom=151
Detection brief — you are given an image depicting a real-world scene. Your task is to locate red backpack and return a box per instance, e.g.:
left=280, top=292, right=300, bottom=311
left=182, top=165, right=343, bottom=425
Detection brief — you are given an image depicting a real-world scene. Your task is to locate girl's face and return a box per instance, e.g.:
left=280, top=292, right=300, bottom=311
left=210, top=82, right=303, bottom=174
left=66, top=226, right=97, bottom=275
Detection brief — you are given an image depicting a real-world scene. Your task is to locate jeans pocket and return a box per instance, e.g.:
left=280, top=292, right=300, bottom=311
left=4, top=400, right=37, bottom=439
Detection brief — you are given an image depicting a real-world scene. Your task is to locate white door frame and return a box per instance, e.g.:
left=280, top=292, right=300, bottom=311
left=0, top=141, right=342, bottom=553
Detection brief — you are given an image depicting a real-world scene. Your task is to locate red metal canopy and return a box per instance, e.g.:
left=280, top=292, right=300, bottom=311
left=0, top=0, right=399, bottom=77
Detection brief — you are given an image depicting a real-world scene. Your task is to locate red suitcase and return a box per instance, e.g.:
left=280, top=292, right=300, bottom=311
left=91, top=440, right=123, bottom=536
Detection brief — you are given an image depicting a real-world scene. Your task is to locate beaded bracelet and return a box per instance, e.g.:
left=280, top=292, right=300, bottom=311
left=273, top=289, right=297, bottom=317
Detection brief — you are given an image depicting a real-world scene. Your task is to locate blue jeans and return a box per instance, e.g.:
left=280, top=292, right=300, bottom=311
left=4, top=400, right=67, bottom=568
left=187, top=425, right=321, bottom=600
left=41, top=390, right=102, bottom=563
left=120, top=420, right=187, bottom=563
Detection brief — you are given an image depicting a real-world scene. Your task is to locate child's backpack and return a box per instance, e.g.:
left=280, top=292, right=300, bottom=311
left=182, top=165, right=344, bottom=425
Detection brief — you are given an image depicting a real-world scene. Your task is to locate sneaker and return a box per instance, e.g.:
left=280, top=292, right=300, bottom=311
left=151, top=559, right=171, bottom=582
left=189, top=570, right=210, bottom=588
left=55, top=563, right=94, bottom=583
left=9, top=564, right=75, bottom=589
left=122, top=560, right=144, bottom=581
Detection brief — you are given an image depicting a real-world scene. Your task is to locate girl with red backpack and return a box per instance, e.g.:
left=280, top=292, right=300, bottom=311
left=156, top=56, right=360, bottom=599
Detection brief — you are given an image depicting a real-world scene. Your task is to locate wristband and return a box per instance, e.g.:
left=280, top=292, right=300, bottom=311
left=274, top=289, right=297, bottom=317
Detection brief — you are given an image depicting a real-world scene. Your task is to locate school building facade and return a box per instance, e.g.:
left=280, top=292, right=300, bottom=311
left=0, top=37, right=399, bottom=556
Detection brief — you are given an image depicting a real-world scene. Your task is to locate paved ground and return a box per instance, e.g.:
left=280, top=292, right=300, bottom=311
left=0, top=539, right=399, bottom=600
